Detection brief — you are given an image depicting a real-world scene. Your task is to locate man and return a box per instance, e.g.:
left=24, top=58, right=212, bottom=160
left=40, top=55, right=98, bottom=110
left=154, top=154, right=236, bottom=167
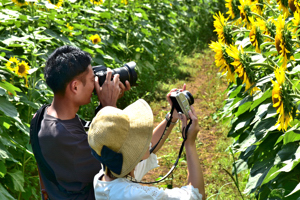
left=34, top=45, right=130, bottom=199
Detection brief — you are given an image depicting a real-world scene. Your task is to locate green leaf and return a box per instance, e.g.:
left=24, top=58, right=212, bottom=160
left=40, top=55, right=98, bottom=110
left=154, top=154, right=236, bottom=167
left=0, top=142, right=18, bottom=162
left=0, top=184, right=15, bottom=200
left=286, top=182, right=300, bottom=197
left=0, top=96, right=18, bottom=118
left=0, top=161, right=6, bottom=178
left=250, top=89, right=272, bottom=111
left=262, top=144, right=300, bottom=186
left=283, top=130, right=300, bottom=144
left=250, top=102, right=271, bottom=125
left=7, top=170, right=25, bottom=192
left=235, top=100, right=252, bottom=117
left=100, top=11, right=111, bottom=19
left=288, top=64, right=300, bottom=75
left=0, top=81, right=21, bottom=96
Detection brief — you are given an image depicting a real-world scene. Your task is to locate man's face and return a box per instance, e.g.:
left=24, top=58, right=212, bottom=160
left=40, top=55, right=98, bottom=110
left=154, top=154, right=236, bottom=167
left=76, top=65, right=95, bottom=105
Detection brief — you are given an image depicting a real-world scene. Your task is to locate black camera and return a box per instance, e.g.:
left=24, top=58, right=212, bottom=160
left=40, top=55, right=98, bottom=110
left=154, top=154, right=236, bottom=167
left=169, top=90, right=194, bottom=119
left=93, top=61, right=138, bottom=86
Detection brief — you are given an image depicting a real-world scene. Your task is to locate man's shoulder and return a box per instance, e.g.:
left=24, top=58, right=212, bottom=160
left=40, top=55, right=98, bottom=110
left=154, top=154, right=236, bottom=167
left=40, top=113, right=86, bottom=138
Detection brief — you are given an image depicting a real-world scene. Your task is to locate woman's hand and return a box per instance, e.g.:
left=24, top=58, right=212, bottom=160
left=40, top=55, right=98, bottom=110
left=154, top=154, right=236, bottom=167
left=166, top=83, right=186, bottom=122
left=178, top=106, right=199, bottom=145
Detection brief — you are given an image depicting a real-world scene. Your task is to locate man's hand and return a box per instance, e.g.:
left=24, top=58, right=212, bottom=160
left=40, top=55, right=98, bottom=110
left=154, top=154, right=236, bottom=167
left=118, top=80, right=131, bottom=99
left=166, top=83, right=186, bottom=121
left=94, top=69, right=120, bottom=108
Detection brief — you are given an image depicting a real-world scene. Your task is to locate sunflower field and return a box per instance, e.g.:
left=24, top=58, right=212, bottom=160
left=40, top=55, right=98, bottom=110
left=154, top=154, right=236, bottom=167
left=210, top=0, right=300, bottom=199
left=0, top=0, right=226, bottom=199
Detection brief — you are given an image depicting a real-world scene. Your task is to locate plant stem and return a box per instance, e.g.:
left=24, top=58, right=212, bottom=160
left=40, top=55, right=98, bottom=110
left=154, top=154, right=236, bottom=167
left=266, top=56, right=279, bottom=68
left=262, top=2, right=278, bottom=17
left=231, top=29, right=250, bottom=34
left=250, top=12, right=266, bottom=21
left=262, top=34, right=275, bottom=41
left=290, top=94, right=300, bottom=99
left=250, top=62, right=274, bottom=70
left=292, top=39, right=300, bottom=45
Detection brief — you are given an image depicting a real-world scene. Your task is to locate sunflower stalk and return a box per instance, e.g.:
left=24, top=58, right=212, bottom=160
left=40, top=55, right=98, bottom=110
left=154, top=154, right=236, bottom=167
left=249, top=62, right=274, bottom=70
left=292, top=39, right=300, bottom=45
left=285, top=74, right=300, bottom=95
left=262, top=1, right=278, bottom=17
left=266, top=56, right=280, bottom=68
left=231, top=29, right=250, bottom=34
left=250, top=12, right=267, bottom=21
left=262, top=34, right=275, bottom=41
left=289, top=94, right=300, bottom=99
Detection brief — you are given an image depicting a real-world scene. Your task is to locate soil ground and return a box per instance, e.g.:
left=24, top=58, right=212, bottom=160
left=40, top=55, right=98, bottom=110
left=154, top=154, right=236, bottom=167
left=142, top=50, right=240, bottom=198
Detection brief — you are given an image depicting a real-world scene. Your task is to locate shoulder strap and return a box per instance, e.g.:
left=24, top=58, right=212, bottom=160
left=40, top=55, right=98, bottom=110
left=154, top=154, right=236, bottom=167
left=30, top=104, right=59, bottom=185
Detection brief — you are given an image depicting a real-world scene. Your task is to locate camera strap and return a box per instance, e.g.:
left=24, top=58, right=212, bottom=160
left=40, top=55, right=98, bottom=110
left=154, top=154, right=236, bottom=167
left=149, top=106, right=175, bottom=154
left=132, top=106, right=193, bottom=184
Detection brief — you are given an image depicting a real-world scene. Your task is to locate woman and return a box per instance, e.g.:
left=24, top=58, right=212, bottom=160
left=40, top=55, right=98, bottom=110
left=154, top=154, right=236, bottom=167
left=88, top=89, right=205, bottom=200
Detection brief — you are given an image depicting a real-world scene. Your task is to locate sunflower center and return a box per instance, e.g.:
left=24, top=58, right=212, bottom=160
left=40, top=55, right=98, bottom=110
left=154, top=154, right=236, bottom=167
left=288, top=0, right=297, bottom=12
left=94, top=38, right=99, bottom=43
left=275, top=37, right=282, bottom=54
left=18, top=64, right=25, bottom=74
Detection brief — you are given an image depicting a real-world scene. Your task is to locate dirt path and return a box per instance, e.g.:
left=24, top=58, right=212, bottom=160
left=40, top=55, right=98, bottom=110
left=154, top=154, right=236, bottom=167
left=144, top=51, right=231, bottom=194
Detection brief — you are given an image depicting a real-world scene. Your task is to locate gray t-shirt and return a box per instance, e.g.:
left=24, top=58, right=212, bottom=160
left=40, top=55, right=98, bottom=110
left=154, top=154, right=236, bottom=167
left=38, top=107, right=101, bottom=199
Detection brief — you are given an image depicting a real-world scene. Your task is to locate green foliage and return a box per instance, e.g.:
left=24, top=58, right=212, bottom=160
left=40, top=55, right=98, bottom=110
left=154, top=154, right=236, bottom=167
left=212, top=1, right=300, bottom=198
left=0, top=0, right=225, bottom=199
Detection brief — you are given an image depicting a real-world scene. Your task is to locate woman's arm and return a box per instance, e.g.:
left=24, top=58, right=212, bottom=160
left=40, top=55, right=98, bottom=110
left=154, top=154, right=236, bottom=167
left=150, top=84, right=186, bottom=153
left=181, top=107, right=205, bottom=199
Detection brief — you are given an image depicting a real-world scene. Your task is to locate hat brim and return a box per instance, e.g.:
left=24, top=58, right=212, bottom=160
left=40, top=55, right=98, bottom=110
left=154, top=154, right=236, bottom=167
left=112, top=99, right=153, bottom=177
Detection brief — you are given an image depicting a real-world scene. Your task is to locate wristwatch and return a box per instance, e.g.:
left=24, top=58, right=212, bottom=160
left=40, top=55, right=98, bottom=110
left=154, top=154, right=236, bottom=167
left=165, top=113, right=178, bottom=125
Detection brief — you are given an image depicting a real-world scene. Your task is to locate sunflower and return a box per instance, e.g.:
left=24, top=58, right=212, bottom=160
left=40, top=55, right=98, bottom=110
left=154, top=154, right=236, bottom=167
left=253, top=0, right=264, bottom=16
left=226, top=0, right=241, bottom=19
left=264, top=17, right=276, bottom=40
left=15, top=60, right=30, bottom=78
left=213, top=12, right=234, bottom=44
left=292, top=10, right=300, bottom=33
left=226, top=45, right=259, bottom=94
left=271, top=67, right=294, bottom=131
left=6, top=56, right=19, bottom=72
left=90, top=0, right=103, bottom=5
left=275, top=15, right=295, bottom=69
left=238, top=0, right=253, bottom=28
left=289, top=0, right=300, bottom=13
left=89, top=34, right=101, bottom=44
left=249, top=17, right=264, bottom=53
left=277, top=0, right=290, bottom=17
left=209, top=41, right=236, bottom=83
left=66, top=23, right=74, bottom=31
left=121, top=0, right=128, bottom=5
left=12, top=0, right=27, bottom=6
left=48, top=0, right=63, bottom=9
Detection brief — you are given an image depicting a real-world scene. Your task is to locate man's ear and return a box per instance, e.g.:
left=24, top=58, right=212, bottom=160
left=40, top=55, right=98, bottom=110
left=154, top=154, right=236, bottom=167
left=69, top=80, right=79, bottom=94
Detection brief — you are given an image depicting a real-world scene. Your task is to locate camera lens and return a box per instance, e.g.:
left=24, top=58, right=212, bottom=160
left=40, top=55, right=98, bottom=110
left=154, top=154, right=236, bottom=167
left=113, top=61, right=137, bottom=87
left=93, top=61, right=138, bottom=87
left=183, top=91, right=194, bottom=105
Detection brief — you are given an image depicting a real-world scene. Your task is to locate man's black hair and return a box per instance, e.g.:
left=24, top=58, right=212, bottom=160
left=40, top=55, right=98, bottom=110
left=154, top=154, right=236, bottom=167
left=44, top=45, right=92, bottom=94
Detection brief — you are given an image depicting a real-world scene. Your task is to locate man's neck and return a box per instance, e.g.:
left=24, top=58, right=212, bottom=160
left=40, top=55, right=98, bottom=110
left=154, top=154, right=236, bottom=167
left=47, top=95, right=79, bottom=120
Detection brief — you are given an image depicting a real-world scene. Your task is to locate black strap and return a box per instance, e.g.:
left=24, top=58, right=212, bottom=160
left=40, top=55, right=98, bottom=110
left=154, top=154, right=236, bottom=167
left=133, top=108, right=193, bottom=184
left=30, top=105, right=92, bottom=195
left=149, top=106, right=175, bottom=154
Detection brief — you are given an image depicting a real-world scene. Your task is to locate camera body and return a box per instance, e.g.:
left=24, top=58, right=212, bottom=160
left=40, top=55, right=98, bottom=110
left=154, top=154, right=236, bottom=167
left=93, top=61, right=138, bottom=87
left=169, top=90, right=194, bottom=119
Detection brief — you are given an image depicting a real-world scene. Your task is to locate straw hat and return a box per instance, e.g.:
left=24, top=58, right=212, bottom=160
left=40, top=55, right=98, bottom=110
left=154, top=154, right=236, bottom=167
left=88, top=99, right=153, bottom=178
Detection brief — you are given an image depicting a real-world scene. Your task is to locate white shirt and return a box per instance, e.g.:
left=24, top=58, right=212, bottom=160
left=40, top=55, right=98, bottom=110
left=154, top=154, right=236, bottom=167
left=93, top=169, right=203, bottom=200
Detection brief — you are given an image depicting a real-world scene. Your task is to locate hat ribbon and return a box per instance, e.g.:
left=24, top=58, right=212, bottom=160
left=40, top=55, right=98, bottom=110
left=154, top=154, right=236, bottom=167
left=91, top=145, right=123, bottom=175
